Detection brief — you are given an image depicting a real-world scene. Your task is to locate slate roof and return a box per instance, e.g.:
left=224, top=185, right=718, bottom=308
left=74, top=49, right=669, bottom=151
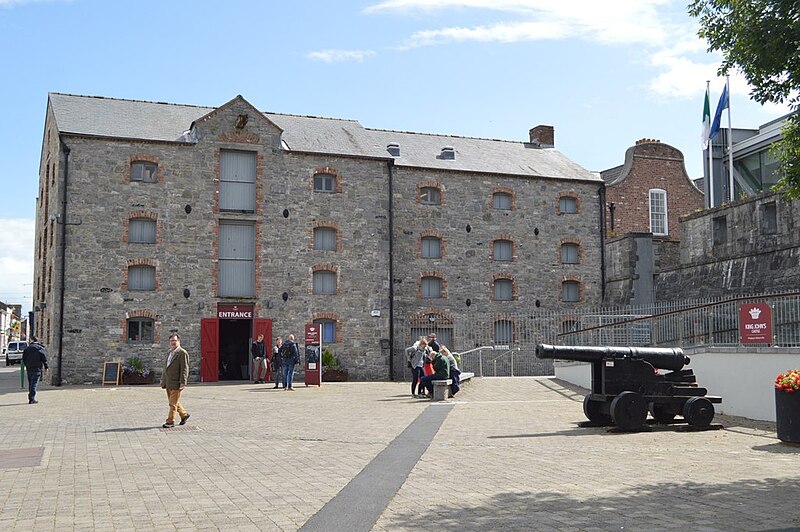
left=48, top=93, right=599, bottom=182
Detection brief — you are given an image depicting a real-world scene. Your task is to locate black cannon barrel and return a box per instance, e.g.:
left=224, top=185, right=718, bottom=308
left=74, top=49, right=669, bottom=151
left=535, top=344, right=690, bottom=371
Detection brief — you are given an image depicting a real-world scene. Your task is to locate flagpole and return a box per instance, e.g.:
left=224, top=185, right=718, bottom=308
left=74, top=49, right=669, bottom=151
left=706, top=80, right=714, bottom=207
left=726, top=75, right=734, bottom=201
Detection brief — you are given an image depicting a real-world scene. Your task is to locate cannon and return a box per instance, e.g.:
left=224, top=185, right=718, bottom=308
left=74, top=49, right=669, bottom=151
left=536, top=344, right=722, bottom=431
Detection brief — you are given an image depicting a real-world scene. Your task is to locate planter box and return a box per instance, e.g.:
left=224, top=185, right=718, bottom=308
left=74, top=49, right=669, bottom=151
left=322, top=368, right=349, bottom=382
left=776, top=388, right=800, bottom=443
left=122, top=372, right=156, bottom=385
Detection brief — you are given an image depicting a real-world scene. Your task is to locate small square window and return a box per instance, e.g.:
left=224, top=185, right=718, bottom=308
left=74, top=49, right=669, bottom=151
left=131, top=162, right=158, bottom=183
left=127, top=318, right=154, bottom=343
left=420, top=187, right=441, bottom=205
left=314, top=227, right=337, bottom=251
left=494, top=279, right=512, bottom=301
left=128, top=265, right=155, bottom=291
left=562, top=281, right=580, bottom=302
left=493, top=192, right=512, bottom=210
left=422, top=237, right=441, bottom=259
left=493, top=240, right=512, bottom=261
left=561, top=243, right=579, bottom=264
left=129, top=219, right=156, bottom=244
left=314, top=319, right=336, bottom=343
left=560, top=196, right=577, bottom=214
left=313, top=270, right=337, bottom=294
left=314, top=174, right=335, bottom=193
left=421, top=276, right=441, bottom=298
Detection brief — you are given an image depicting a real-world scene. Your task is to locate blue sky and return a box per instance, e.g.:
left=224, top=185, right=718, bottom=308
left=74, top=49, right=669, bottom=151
left=0, top=0, right=790, bottom=314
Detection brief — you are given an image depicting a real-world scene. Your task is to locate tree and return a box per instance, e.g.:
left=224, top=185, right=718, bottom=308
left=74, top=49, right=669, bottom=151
left=689, top=0, right=800, bottom=198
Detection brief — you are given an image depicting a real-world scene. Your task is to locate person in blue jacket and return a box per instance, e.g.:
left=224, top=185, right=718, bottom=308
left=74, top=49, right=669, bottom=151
left=280, top=334, right=300, bottom=391
left=22, top=336, right=48, bottom=404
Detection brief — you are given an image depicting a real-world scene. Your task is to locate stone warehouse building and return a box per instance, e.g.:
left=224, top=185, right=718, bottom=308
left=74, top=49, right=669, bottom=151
left=34, top=93, right=603, bottom=384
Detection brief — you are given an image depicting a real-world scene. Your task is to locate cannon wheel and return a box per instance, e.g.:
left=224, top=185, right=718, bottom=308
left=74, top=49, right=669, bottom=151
left=583, top=395, right=612, bottom=425
left=649, top=402, right=678, bottom=423
left=683, top=396, right=714, bottom=427
left=610, top=391, right=648, bottom=431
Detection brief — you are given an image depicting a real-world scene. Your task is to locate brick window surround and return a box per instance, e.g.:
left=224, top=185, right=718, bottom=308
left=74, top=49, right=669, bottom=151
left=312, top=167, right=343, bottom=193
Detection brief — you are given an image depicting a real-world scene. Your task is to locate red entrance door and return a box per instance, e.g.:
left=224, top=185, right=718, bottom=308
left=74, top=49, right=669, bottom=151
left=200, top=318, right=219, bottom=382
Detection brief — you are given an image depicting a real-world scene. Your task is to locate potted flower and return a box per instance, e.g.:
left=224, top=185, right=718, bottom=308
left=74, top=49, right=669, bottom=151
left=321, top=349, right=348, bottom=382
left=774, top=369, right=800, bottom=443
left=122, top=356, right=156, bottom=385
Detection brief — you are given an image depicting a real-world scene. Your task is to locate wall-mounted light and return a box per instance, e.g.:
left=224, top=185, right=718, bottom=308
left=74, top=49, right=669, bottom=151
left=183, top=288, right=191, bottom=298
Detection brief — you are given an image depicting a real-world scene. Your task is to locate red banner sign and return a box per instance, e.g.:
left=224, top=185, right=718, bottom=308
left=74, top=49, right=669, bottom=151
left=217, top=304, right=253, bottom=319
left=305, top=323, right=320, bottom=346
left=739, top=303, right=773, bottom=344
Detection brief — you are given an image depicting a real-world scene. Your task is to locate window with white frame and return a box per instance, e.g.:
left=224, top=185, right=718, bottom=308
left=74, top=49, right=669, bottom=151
left=127, top=318, right=154, bottom=342
left=313, top=271, right=337, bottom=295
left=649, top=189, right=668, bottom=235
left=314, top=227, right=337, bottom=251
left=314, top=319, right=336, bottom=343
left=420, top=187, right=441, bottom=205
left=494, top=279, right=512, bottom=301
left=561, top=243, right=579, bottom=264
left=220, top=150, right=256, bottom=212
left=421, top=276, right=441, bottom=298
left=562, top=280, right=580, bottom=302
left=129, top=218, right=156, bottom=244
left=314, top=173, right=336, bottom=193
left=128, top=265, right=155, bottom=291
left=421, top=236, right=441, bottom=259
left=493, top=240, right=512, bottom=261
left=493, top=192, right=512, bottom=210
left=131, top=161, right=157, bottom=183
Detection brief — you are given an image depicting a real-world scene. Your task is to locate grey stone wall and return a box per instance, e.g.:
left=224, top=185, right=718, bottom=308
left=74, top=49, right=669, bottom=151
left=656, top=192, right=800, bottom=300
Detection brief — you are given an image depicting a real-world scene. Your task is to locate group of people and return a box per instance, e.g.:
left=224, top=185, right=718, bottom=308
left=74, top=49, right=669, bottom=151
left=406, top=333, right=462, bottom=399
left=251, top=333, right=300, bottom=391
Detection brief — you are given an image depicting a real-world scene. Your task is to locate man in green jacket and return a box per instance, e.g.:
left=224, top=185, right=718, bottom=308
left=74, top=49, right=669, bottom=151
left=160, top=333, right=190, bottom=428
left=419, top=348, right=450, bottom=398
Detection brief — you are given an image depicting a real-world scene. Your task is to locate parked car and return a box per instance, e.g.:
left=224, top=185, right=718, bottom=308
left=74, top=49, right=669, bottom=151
left=5, top=341, right=28, bottom=366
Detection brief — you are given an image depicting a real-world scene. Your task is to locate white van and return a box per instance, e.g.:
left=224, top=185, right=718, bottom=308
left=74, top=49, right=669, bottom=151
left=5, top=341, right=28, bottom=366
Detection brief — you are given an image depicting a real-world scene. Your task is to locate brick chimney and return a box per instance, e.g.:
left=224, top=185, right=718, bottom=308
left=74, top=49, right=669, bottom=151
left=529, top=125, right=554, bottom=148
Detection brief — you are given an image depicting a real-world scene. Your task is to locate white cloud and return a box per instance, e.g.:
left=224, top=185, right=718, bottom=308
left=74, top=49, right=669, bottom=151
left=306, top=49, right=377, bottom=63
left=0, top=218, right=35, bottom=313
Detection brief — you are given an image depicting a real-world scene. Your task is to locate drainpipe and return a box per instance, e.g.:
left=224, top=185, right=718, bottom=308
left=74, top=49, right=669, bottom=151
left=56, top=140, right=70, bottom=386
left=598, top=185, right=606, bottom=303
left=387, top=158, right=395, bottom=381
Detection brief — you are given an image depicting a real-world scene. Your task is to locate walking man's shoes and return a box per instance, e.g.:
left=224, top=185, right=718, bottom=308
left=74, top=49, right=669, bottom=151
left=179, top=414, right=190, bottom=426
left=29, top=399, right=38, bottom=404
left=162, top=422, right=174, bottom=428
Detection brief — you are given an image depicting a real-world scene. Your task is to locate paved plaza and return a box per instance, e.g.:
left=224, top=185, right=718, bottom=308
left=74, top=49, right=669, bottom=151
left=0, top=365, right=798, bottom=531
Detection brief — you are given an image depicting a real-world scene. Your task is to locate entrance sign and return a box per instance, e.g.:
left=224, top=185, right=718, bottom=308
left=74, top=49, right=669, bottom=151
left=739, top=303, right=773, bottom=345
left=217, top=304, right=253, bottom=319
left=305, top=323, right=322, bottom=387
left=102, top=361, right=121, bottom=386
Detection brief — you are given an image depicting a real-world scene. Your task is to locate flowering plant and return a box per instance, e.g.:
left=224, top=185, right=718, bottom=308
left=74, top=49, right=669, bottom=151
left=775, top=369, right=800, bottom=392
left=122, top=356, right=152, bottom=378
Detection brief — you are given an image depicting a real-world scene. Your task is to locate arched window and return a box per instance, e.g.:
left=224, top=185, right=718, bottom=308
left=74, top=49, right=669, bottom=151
left=421, top=276, right=442, bottom=298
left=494, top=320, right=512, bottom=345
left=129, top=218, right=156, bottom=244
left=493, top=240, right=512, bottom=261
left=493, top=192, right=512, bottom=210
left=314, top=227, right=337, bottom=251
left=127, top=318, right=154, bottom=343
left=128, top=265, right=155, bottom=291
left=420, top=187, right=441, bottom=205
left=421, top=236, right=441, bottom=259
left=314, top=172, right=336, bottom=193
left=313, top=270, right=337, bottom=295
left=313, top=318, right=336, bottom=343
left=562, top=280, right=580, bottom=302
left=561, top=243, right=579, bottom=264
left=494, top=279, right=513, bottom=301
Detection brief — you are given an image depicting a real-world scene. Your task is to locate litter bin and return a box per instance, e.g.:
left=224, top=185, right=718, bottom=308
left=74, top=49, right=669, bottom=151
left=775, top=388, right=800, bottom=443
